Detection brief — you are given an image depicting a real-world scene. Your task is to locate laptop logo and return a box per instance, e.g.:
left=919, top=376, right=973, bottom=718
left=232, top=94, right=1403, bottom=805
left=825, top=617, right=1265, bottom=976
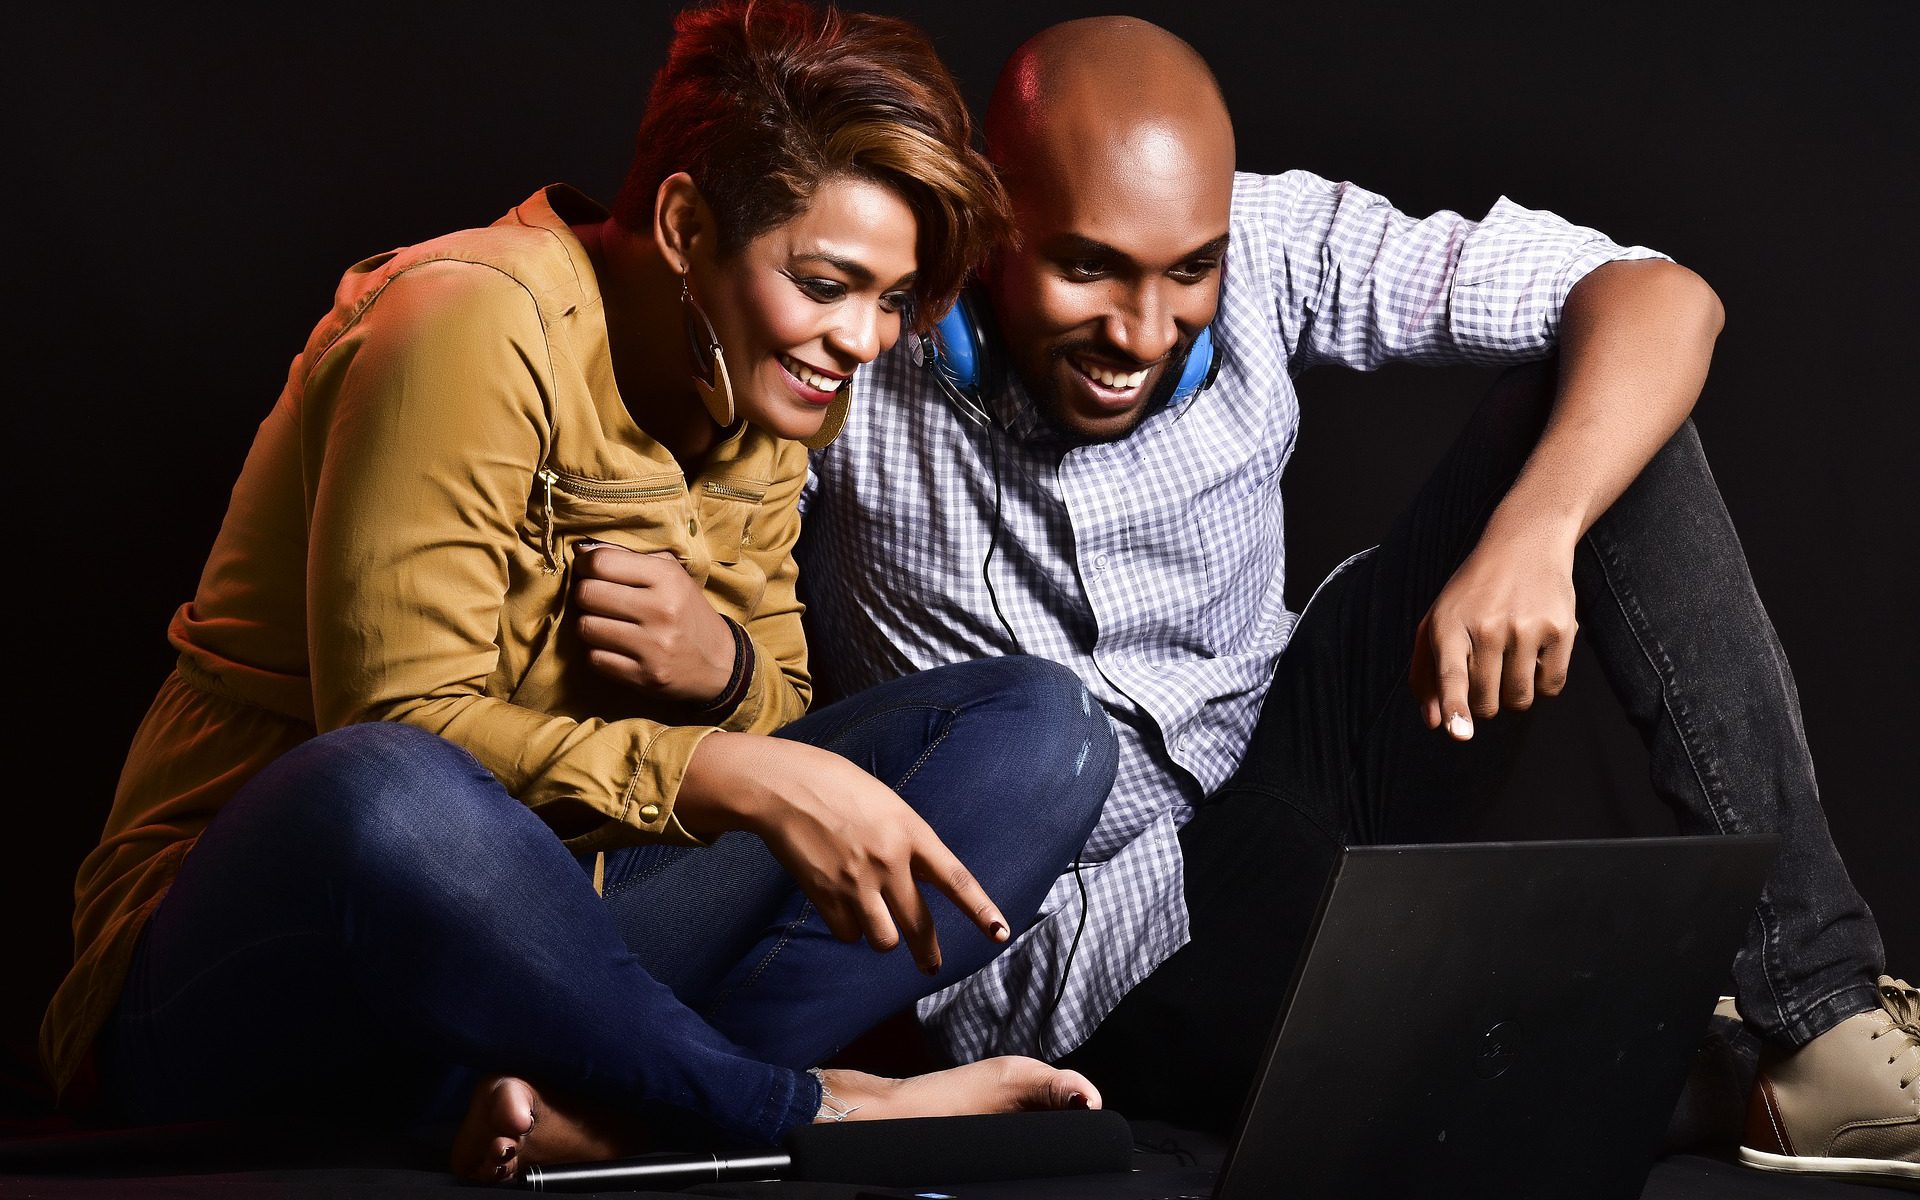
left=1474, top=1021, right=1520, bottom=1079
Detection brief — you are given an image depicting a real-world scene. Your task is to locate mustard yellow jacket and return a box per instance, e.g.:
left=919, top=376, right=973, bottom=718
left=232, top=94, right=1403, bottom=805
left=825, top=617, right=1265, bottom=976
left=44, top=186, right=815, bottom=1099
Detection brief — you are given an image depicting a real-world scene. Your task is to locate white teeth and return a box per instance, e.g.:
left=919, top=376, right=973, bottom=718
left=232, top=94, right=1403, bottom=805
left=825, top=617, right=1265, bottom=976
left=1081, top=361, right=1147, bottom=390
left=781, top=355, right=840, bottom=392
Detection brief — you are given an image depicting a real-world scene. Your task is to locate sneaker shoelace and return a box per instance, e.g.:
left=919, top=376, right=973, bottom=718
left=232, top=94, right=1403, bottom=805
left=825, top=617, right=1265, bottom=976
left=1872, top=975, right=1920, bottom=1090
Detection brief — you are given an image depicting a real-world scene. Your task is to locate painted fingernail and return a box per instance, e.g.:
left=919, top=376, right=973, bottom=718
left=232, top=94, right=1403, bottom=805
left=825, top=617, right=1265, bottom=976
left=1068, top=1092, right=1089, bottom=1109
left=921, top=959, right=941, bottom=977
left=990, top=920, right=1009, bottom=940
left=1447, top=713, right=1473, bottom=740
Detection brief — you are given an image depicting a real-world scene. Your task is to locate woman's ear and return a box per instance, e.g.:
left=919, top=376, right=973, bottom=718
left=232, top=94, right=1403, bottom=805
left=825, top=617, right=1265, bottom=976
left=653, top=172, right=708, bottom=273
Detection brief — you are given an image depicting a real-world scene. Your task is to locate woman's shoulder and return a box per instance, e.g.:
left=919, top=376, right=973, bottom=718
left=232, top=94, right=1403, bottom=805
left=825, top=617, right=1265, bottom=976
left=338, top=228, right=574, bottom=327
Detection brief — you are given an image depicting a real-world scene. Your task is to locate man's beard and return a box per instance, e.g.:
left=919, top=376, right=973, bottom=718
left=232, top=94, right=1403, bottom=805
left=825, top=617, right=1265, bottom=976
left=1029, top=334, right=1194, bottom=445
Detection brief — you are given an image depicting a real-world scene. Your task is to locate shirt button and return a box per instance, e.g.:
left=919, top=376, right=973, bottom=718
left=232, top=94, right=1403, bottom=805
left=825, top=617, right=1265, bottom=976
left=639, top=802, right=662, bottom=822
left=1094, top=554, right=1110, bottom=571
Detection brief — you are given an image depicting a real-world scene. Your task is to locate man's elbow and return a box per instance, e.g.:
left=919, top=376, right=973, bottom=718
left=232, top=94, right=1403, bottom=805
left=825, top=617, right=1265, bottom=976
left=1673, top=262, right=1726, bottom=344
left=1646, top=259, right=1725, bottom=347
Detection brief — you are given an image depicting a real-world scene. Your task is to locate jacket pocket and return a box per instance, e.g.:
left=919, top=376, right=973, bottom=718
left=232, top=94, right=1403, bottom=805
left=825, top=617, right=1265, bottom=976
left=696, top=477, right=769, bottom=566
left=530, top=467, right=687, bottom=571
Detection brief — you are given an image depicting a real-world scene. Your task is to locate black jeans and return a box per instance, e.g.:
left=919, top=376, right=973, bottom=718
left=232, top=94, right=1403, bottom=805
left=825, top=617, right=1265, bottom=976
left=1064, top=363, right=1885, bottom=1129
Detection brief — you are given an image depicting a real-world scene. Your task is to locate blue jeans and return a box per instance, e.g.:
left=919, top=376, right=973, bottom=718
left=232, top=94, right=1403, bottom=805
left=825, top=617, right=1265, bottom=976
left=1066, top=361, right=1885, bottom=1126
left=99, top=656, right=1116, bottom=1146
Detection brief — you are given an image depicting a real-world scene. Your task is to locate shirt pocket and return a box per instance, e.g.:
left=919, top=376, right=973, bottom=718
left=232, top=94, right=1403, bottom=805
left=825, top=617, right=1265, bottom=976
left=532, top=467, right=689, bottom=568
left=695, top=477, right=770, bottom=566
left=498, top=467, right=691, bottom=719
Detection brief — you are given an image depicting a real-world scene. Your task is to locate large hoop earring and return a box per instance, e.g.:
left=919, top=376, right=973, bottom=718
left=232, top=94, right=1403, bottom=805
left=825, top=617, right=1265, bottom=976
left=681, top=274, right=736, bottom=429
left=800, top=378, right=852, bottom=450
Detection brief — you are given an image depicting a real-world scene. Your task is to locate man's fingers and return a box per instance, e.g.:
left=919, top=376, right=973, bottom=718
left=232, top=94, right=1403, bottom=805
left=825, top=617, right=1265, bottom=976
left=1409, top=615, right=1442, bottom=729
left=1431, top=620, right=1476, bottom=741
left=1537, top=620, right=1577, bottom=699
left=1501, top=628, right=1539, bottom=711
left=1465, top=623, right=1505, bottom=721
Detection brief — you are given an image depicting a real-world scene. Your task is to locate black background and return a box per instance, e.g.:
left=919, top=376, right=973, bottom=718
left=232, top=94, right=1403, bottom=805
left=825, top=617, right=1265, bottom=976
left=4, top=1, right=1914, bottom=1103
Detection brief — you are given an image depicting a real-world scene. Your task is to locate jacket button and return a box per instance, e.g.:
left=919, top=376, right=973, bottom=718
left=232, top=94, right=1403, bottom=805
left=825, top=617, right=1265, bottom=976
left=639, top=803, right=662, bottom=822
left=688, top=518, right=698, bottom=536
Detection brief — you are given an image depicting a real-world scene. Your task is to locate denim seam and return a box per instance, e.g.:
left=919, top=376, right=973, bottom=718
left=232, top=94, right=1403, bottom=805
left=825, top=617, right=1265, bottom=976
left=711, top=899, right=815, bottom=1013
left=136, top=929, right=337, bottom=1021
left=1585, top=530, right=1795, bottom=1030
left=797, top=700, right=964, bottom=758
left=707, top=709, right=960, bottom=1012
left=600, top=850, right=689, bottom=900
left=890, top=719, right=954, bottom=793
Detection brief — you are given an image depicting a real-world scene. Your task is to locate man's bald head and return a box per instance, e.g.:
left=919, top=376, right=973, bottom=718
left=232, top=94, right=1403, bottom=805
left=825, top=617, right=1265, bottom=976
left=977, top=18, right=1236, bottom=444
left=984, top=17, right=1234, bottom=205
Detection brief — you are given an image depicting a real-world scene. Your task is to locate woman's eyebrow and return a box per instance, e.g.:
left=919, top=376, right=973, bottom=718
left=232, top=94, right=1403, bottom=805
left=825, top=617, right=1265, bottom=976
left=790, top=253, right=917, bottom=290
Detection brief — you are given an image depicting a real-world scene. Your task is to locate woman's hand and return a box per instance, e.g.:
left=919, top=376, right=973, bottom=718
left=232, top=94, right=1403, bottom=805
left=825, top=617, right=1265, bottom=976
left=573, top=543, right=736, bottom=704
left=1409, top=522, right=1579, bottom=741
left=676, top=732, right=1011, bottom=975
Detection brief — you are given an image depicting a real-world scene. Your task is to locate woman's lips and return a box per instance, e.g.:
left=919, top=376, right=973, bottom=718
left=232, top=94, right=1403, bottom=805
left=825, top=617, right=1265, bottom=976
left=778, top=353, right=844, bottom=407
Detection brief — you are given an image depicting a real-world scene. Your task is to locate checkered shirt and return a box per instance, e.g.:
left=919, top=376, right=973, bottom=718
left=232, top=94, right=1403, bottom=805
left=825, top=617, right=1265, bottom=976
left=797, top=170, right=1666, bottom=1062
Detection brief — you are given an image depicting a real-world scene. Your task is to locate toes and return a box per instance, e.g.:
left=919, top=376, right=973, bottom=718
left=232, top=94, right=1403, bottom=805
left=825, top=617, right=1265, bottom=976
left=1045, top=1067, right=1101, bottom=1111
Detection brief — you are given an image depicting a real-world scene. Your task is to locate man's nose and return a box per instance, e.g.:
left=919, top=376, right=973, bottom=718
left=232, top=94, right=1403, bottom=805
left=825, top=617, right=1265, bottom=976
left=1102, top=283, right=1180, bottom=364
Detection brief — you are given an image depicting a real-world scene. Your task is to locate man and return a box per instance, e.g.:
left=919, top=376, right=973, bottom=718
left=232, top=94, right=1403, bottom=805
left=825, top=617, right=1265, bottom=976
left=798, top=16, right=1914, bottom=1185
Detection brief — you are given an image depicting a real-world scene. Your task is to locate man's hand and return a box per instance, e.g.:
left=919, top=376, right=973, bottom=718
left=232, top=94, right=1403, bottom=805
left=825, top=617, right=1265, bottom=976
left=1409, top=259, right=1723, bottom=742
left=573, top=543, right=735, bottom=704
left=677, top=732, right=1012, bottom=975
left=1410, top=523, right=1579, bottom=740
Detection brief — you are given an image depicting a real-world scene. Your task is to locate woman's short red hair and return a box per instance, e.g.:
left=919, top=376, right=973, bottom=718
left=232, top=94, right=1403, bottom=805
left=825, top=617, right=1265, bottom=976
left=612, top=0, right=1009, bottom=329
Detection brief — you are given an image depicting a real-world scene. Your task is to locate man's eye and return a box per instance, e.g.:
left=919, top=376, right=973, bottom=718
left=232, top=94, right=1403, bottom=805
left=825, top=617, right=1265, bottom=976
left=1171, top=260, right=1220, bottom=282
left=797, top=278, right=848, bottom=302
left=1064, top=260, right=1108, bottom=280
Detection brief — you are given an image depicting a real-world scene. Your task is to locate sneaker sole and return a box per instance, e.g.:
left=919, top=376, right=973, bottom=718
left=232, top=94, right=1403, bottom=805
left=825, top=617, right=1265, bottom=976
left=1739, top=1145, right=1920, bottom=1190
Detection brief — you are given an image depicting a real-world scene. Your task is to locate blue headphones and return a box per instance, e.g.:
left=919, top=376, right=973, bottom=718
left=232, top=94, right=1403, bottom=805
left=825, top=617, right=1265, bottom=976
left=919, top=289, right=1219, bottom=428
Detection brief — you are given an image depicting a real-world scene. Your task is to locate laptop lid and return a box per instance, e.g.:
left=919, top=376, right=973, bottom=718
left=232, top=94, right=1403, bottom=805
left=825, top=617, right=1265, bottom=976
left=1212, top=834, right=1777, bottom=1200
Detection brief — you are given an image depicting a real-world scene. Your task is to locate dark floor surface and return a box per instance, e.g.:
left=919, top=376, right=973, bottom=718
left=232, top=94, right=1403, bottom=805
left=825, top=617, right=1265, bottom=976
left=0, top=1118, right=1908, bottom=1199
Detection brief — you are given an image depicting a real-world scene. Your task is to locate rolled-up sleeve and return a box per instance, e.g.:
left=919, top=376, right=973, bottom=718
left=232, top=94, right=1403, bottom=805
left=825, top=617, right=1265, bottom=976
left=1256, top=170, right=1669, bottom=372
left=300, top=259, right=708, bottom=849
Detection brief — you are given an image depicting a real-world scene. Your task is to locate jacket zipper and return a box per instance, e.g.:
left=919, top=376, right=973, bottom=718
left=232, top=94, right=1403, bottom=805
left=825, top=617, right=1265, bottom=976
left=536, top=469, right=684, bottom=573
left=703, top=480, right=766, bottom=503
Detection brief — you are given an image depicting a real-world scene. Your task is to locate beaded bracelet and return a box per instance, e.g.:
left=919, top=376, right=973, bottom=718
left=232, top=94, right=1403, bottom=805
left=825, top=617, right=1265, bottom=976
left=698, top=615, right=755, bottom=716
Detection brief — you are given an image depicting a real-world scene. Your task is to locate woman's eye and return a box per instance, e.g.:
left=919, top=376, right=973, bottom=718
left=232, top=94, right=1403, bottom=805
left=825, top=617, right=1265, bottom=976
left=797, top=278, right=848, bottom=302
left=878, top=291, right=911, bottom=315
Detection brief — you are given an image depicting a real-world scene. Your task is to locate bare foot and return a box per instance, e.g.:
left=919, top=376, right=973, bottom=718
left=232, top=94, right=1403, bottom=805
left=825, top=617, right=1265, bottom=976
left=449, top=1075, right=643, bottom=1183
left=816, top=1055, right=1101, bottom=1122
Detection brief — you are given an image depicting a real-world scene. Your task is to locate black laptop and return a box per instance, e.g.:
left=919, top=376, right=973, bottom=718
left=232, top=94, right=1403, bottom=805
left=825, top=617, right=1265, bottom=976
left=1087, top=834, right=1777, bottom=1200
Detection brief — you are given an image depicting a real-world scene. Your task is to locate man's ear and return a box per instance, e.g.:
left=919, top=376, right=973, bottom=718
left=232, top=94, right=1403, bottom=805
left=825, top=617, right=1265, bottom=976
left=653, top=172, right=708, bottom=273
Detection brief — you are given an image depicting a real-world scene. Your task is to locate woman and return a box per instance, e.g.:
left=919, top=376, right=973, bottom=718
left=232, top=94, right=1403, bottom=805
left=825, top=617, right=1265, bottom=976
left=43, top=0, right=1117, bottom=1182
